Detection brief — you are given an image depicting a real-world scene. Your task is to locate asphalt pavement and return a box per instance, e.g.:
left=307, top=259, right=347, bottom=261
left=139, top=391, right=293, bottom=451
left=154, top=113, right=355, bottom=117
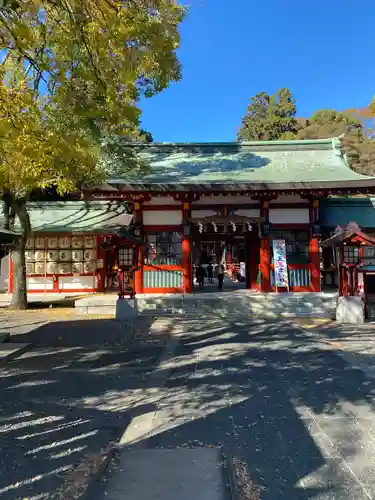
left=2, top=315, right=375, bottom=500
left=96, top=318, right=375, bottom=500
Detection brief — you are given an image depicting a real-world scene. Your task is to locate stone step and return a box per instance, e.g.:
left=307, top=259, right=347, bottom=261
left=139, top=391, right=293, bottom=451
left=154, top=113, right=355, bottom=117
left=74, top=292, right=337, bottom=318
left=95, top=448, right=226, bottom=500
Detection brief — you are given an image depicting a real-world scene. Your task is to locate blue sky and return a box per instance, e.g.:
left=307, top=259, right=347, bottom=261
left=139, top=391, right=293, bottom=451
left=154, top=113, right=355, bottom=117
left=141, top=0, right=375, bottom=143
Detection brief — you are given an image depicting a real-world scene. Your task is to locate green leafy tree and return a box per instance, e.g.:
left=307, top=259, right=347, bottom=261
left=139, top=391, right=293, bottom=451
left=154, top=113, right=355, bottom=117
left=237, top=91, right=270, bottom=141
left=0, top=0, right=184, bottom=309
left=237, top=88, right=298, bottom=141
left=296, top=109, right=363, bottom=139
left=268, top=88, right=298, bottom=139
left=296, top=107, right=375, bottom=175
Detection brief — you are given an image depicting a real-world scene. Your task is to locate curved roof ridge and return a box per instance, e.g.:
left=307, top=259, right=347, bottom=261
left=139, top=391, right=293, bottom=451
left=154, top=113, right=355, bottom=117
left=127, top=137, right=340, bottom=148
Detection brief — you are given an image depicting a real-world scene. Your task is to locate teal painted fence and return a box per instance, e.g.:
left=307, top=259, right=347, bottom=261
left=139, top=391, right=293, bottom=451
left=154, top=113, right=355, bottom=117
left=271, top=267, right=311, bottom=288
left=143, top=270, right=183, bottom=289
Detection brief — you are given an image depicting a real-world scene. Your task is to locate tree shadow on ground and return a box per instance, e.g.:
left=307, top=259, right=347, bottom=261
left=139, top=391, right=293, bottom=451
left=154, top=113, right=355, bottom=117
left=0, top=317, right=169, bottom=499
left=133, top=318, right=375, bottom=500
left=2, top=316, right=375, bottom=499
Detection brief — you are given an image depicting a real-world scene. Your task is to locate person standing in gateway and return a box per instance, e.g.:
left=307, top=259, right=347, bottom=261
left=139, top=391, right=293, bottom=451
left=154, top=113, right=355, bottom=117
left=207, top=262, right=214, bottom=283
left=217, top=263, right=225, bottom=290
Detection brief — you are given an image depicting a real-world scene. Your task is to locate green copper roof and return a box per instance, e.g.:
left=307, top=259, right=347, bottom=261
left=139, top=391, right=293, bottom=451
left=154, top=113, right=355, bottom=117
left=1, top=201, right=132, bottom=233
left=321, top=197, right=375, bottom=229
left=109, top=138, right=375, bottom=188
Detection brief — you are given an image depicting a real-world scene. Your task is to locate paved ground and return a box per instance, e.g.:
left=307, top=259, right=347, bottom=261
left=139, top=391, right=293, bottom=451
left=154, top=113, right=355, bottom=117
left=95, top=317, right=375, bottom=500
left=101, top=448, right=227, bottom=500
left=299, top=321, right=375, bottom=381
left=0, top=312, right=175, bottom=500
left=2, top=314, right=375, bottom=499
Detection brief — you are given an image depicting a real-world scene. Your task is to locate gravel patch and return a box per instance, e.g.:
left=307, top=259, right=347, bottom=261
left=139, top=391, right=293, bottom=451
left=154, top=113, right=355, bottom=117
left=229, top=458, right=260, bottom=500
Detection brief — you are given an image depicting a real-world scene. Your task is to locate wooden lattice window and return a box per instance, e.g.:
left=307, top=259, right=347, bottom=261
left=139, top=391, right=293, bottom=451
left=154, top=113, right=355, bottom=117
left=270, top=230, right=309, bottom=264
left=343, top=246, right=359, bottom=264
left=144, top=232, right=182, bottom=265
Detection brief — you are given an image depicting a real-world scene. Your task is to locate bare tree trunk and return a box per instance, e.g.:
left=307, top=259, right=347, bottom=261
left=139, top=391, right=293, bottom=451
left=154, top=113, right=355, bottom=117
left=9, top=199, right=30, bottom=310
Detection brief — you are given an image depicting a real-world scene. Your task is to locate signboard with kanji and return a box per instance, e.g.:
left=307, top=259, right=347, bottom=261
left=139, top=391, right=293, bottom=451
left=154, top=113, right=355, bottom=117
left=272, top=239, right=289, bottom=288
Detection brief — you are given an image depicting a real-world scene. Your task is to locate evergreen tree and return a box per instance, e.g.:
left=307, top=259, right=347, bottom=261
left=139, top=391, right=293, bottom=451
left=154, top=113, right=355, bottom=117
left=237, top=88, right=298, bottom=141
left=296, top=108, right=375, bottom=175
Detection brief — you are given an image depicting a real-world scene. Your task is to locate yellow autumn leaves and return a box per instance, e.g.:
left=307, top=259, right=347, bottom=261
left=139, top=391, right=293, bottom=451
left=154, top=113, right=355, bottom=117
left=0, top=0, right=185, bottom=198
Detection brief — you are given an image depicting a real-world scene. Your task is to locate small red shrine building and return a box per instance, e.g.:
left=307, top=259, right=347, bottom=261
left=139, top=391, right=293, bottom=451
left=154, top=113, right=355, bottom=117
left=4, top=137, right=375, bottom=295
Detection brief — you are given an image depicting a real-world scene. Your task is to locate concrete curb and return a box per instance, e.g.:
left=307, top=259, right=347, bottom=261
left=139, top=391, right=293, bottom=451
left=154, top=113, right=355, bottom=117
left=49, top=445, right=120, bottom=500
left=224, top=454, right=240, bottom=500
left=79, top=447, right=119, bottom=500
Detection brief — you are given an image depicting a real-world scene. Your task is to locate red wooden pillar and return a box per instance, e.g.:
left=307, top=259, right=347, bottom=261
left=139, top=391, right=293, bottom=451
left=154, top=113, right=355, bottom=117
left=309, top=199, right=321, bottom=292
left=133, top=201, right=144, bottom=294
left=182, top=236, right=192, bottom=293
left=135, top=245, right=143, bottom=294
left=259, top=200, right=271, bottom=292
left=309, top=237, right=321, bottom=292
left=260, top=238, right=271, bottom=292
left=182, top=201, right=192, bottom=293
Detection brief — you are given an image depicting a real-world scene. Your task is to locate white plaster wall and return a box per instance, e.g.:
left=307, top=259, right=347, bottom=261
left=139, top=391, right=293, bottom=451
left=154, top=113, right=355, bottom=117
left=192, top=195, right=257, bottom=205
left=143, top=196, right=181, bottom=206
left=0, top=255, right=9, bottom=292
left=59, top=276, right=97, bottom=290
left=191, top=209, right=218, bottom=218
left=269, top=208, right=310, bottom=224
left=142, top=210, right=183, bottom=226
left=27, top=277, right=54, bottom=290
left=234, top=208, right=260, bottom=218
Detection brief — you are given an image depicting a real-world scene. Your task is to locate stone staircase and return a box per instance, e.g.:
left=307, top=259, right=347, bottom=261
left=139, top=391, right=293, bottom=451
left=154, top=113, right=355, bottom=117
left=75, top=291, right=338, bottom=319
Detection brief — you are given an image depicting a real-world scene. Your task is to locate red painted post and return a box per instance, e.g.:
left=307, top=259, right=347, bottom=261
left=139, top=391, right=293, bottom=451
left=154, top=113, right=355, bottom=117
left=182, top=236, right=192, bottom=293
left=309, top=237, right=321, bottom=292
left=259, top=200, right=271, bottom=292
left=260, top=237, right=271, bottom=292
left=309, top=199, right=321, bottom=292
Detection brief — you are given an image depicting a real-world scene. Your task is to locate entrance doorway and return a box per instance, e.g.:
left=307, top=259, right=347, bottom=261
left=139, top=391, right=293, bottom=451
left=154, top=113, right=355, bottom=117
left=192, top=239, right=247, bottom=293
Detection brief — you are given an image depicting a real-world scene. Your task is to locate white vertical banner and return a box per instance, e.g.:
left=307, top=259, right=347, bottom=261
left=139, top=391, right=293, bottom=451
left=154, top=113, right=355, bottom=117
left=272, top=239, right=289, bottom=288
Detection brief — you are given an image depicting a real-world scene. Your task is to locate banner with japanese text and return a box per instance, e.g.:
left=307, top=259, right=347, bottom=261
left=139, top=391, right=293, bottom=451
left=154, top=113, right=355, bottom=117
left=272, top=239, right=289, bottom=288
